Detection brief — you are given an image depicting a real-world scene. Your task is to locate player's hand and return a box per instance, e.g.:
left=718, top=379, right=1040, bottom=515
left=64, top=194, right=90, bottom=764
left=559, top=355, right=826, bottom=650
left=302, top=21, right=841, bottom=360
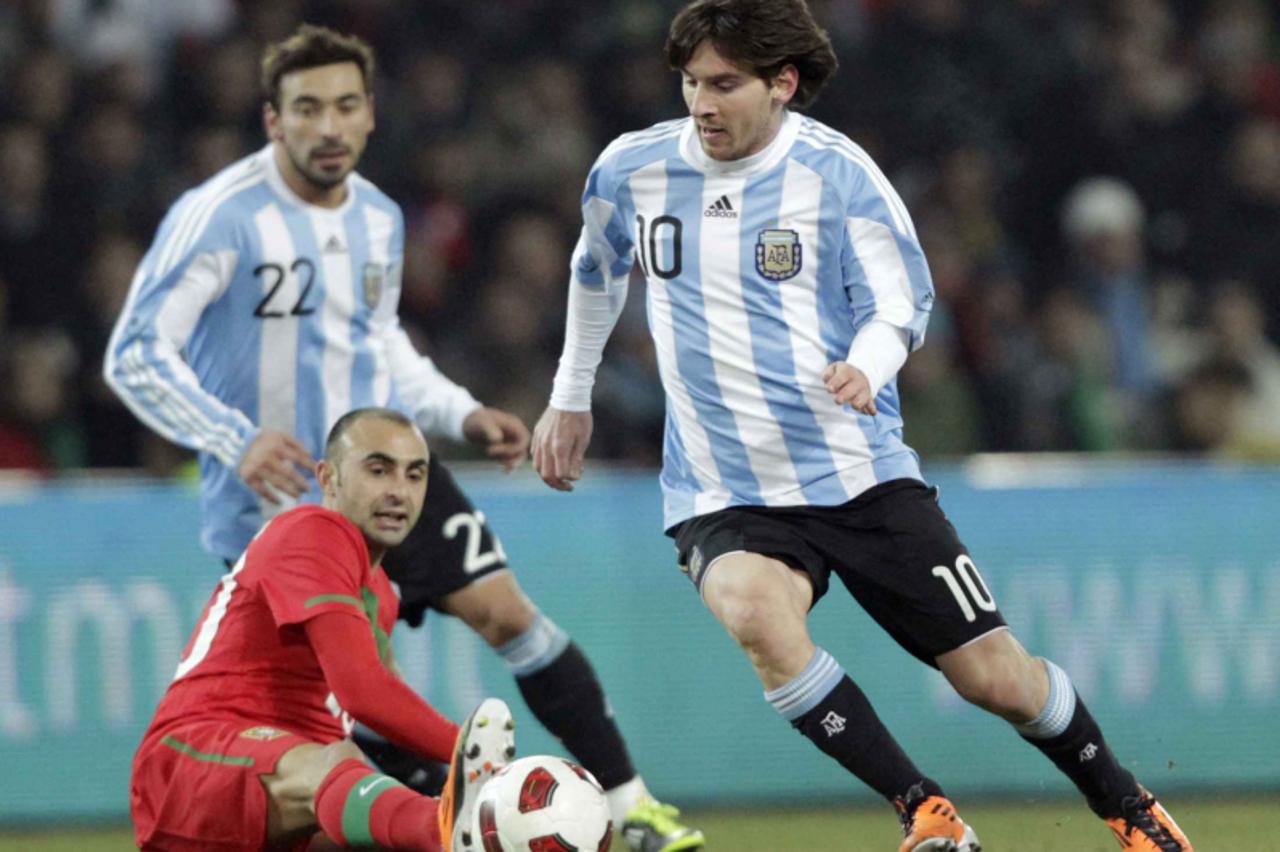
left=823, top=361, right=877, bottom=416
left=462, top=406, right=530, bottom=472
left=531, top=406, right=592, bottom=492
left=237, top=430, right=315, bottom=503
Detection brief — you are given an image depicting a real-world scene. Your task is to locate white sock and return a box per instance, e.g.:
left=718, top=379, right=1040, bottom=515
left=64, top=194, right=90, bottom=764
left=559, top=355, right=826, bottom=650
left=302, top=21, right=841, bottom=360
left=605, top=775, right=651, bottom=825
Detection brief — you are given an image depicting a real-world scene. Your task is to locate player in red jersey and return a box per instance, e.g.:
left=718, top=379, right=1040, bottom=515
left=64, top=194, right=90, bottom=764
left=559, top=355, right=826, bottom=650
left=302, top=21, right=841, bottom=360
left=130, top=407, right=515, bottom=852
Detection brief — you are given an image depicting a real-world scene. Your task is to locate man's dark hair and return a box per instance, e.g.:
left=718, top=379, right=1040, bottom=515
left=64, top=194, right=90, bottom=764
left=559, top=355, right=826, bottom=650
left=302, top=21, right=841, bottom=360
left=324, top=407, right=418, bottom=463
left=261, top=24, right=375, bottom=111
left=665, top=0, right=838, bottom=109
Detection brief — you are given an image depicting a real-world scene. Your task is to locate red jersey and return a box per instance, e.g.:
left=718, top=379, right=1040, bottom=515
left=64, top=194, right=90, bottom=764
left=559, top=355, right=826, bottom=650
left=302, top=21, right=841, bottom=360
left=143, top=504, right=399, bottom=744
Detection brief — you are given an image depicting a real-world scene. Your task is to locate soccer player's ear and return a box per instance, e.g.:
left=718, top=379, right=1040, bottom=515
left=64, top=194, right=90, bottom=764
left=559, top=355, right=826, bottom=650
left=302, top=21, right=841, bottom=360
left=316, top=459, right=339, bottom=497
left=264, top=101, right=283, bottom=142
left=771, top=65, right=799, bottom=106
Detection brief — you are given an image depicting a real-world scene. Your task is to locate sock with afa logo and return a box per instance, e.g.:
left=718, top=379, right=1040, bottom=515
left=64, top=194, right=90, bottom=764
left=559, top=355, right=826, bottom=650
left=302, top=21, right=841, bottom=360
left=766, top=648, right=944, bottom=805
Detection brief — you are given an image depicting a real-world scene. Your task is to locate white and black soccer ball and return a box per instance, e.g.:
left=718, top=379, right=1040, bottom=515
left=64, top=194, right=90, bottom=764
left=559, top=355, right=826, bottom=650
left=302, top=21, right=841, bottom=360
left=472, top=755, right=614, bottom=852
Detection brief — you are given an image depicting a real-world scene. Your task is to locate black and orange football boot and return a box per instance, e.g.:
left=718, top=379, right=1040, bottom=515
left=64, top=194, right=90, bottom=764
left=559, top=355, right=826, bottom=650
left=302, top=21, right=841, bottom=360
left=1104, top=786, right=1192, bottom=851
left=894, top=795, right=981, bottom=852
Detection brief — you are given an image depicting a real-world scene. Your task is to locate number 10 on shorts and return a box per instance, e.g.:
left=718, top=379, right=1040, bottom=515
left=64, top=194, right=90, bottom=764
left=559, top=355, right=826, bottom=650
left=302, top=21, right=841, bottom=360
left=932, top=555, right=997, bottom=622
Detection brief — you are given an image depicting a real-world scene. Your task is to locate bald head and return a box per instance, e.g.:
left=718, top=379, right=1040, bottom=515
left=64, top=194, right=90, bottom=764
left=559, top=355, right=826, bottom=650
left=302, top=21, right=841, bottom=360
left=325, top=407, right=422, bottom=465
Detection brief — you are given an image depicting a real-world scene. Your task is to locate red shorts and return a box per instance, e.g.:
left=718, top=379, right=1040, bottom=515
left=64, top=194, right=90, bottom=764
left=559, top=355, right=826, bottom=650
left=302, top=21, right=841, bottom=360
left=130, top=720, right=314, bottom=851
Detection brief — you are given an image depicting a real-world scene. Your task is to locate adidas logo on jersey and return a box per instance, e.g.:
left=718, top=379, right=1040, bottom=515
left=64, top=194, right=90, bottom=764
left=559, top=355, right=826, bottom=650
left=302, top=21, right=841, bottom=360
left=323, top=234, right=346, bottom=254
left=704, top=195, right=738, bottom=218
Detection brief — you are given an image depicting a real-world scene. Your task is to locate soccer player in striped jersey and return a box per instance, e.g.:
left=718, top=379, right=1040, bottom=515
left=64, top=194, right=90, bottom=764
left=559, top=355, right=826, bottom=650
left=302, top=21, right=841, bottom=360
left=106, top=24, right=700, bottom=852
left=533, top=2, right=1192, bottom=851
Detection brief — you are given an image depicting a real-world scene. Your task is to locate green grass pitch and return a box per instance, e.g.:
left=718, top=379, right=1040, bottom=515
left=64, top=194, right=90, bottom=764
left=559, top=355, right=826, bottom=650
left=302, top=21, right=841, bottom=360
left=2, top=796, right=1276, bottom=850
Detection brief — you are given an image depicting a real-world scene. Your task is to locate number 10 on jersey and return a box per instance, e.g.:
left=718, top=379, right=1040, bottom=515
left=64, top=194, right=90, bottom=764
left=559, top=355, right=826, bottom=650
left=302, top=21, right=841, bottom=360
left=635, top=214, right=683, bottom=280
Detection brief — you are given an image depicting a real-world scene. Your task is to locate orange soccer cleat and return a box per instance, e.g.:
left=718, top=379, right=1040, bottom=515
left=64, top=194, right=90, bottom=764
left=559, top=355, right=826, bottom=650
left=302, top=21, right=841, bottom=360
left=1104, top=786, right=1192, bottom=851
left=894, top=795, right=981, bottom=852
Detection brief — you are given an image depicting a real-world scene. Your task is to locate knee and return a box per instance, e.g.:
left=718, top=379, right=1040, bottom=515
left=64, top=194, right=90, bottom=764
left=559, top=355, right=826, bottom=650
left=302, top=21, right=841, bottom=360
left=702, top=556, right=812, bottom=669
left=267, top=740, right=366, bottom=824
left=713, top=584, right=791, bottom=653
left=302, top=740, right=367, bottom=795
left=322, top=739, right=366, bottom=775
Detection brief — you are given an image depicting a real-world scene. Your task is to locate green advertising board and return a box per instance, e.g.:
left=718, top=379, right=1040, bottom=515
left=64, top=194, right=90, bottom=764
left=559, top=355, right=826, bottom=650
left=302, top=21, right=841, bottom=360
left=1, top=460, right=1277, bottom=821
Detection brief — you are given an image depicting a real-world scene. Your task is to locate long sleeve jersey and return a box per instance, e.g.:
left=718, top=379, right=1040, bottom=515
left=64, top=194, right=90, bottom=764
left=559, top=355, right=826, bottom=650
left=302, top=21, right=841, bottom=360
left=550, top=112, right=935, bottom=530
left=106, top=145, right=479, bottom=559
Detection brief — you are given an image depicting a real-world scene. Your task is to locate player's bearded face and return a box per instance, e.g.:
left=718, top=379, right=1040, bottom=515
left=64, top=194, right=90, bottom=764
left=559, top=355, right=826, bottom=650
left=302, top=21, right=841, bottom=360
left=682, top=40, right=786, bottom=161
left=270, top=62, right=374, bottom=192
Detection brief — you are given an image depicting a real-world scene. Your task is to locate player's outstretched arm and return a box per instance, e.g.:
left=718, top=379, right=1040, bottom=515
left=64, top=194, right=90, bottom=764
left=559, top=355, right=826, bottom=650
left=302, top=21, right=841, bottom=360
left=532, top=406, right=593, bottom=492
left=463, top=406, right=530, bottom=472
left=237, top=430, right=316, bottom=503
left=304, top=611, right=459, bottom=763
left=382, top=322, right=484, bottom=441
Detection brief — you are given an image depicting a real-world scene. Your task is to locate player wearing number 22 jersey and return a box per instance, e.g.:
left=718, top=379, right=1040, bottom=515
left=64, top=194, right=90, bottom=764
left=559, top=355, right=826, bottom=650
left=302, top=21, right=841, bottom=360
left=104, top=142, right=455, bottom=559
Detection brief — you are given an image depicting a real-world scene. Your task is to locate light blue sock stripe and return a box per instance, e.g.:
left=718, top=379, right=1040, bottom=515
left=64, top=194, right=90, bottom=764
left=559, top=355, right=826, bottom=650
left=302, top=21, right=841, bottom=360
left=764, top=648, right=845, bottom=721
left=1016, top=658, right=1076, bottom=739
left=497, top=613, right=570, bottom=677
left=768, top=649, right=839, bottom=703
left=768, top=653, right=839, bottom=708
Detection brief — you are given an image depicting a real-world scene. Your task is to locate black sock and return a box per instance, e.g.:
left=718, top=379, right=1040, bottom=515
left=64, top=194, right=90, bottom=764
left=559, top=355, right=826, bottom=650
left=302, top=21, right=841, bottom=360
left=516, top=642, right=636, bottom=790
left=792, top=675, right=944, bottom=806
left=1021, top=693, right=1139, bottom=817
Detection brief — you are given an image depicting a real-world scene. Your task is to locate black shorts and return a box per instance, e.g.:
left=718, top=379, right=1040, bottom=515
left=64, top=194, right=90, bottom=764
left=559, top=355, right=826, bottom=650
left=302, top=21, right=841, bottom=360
left=383, top=454, right=509, bottom=627
left=667, top=479, right=1007, bottom=666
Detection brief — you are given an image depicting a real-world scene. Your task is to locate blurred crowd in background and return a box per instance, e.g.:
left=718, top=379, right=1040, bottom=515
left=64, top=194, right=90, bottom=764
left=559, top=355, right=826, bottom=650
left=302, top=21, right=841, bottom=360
left=1, top=0, right=1278, bottom=476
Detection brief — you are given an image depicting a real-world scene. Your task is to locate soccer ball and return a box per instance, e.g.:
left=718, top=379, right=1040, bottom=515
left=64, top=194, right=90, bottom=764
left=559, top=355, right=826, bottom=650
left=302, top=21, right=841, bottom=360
left=473, top=755, right=614, bottom=852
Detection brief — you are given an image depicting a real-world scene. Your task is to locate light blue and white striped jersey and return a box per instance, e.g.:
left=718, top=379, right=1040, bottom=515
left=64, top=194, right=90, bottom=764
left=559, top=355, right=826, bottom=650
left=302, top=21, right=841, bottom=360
left=106, top=145, right=479, bottom=560
left=566, top=112, right=934, bottom=530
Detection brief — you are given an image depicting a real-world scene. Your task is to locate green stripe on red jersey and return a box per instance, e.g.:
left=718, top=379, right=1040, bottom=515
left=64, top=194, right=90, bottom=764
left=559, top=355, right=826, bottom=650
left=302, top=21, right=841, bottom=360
left=160, top=735, right=255, bottom=766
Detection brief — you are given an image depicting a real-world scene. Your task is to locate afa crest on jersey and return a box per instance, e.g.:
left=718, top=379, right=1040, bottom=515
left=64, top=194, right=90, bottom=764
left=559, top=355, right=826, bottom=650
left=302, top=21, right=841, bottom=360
left=362, top=263, right=384, bottom=309
left=755, top=229, right=802, bottom=281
